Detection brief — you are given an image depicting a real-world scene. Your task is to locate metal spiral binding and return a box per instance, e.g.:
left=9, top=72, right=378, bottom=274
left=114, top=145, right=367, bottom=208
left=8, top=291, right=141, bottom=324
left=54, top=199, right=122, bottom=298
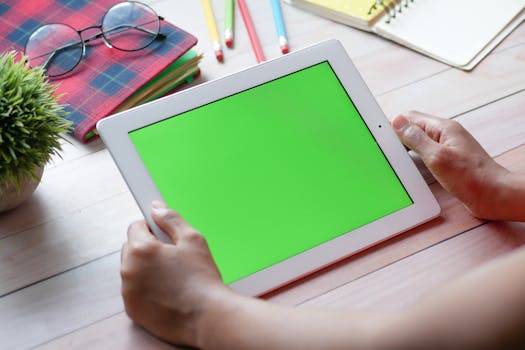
left=368, top=0, right=415, bottom=23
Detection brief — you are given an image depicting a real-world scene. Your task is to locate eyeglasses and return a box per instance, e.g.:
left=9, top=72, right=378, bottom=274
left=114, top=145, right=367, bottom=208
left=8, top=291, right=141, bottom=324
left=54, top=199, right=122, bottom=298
left=24, top=1, right=166, bottom=78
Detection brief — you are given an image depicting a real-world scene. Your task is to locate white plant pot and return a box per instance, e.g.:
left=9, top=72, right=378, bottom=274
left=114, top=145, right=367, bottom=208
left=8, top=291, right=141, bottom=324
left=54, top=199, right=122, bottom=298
left=0, top=166, right=44, bottom=213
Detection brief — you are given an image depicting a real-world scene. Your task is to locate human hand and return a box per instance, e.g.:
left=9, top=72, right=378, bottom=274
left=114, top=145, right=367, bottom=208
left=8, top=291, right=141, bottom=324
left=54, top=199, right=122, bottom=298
left=120, top=201, right=232, bottom=346
left=391, top=111, right=508, bottom=219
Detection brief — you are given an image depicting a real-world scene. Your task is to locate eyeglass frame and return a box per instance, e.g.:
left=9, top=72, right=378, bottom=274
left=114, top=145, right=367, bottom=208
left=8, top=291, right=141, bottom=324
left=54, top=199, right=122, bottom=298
left=24, top=1, right=166, bottom=78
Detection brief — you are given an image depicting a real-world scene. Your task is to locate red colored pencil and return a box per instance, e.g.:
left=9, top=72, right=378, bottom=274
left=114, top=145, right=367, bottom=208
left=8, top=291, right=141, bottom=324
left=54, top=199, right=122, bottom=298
left=237, top=0, right=266, bottom=63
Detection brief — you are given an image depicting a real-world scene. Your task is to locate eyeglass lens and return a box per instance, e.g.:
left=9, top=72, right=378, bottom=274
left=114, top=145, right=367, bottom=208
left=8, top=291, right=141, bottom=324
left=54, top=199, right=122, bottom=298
left=25, top=23, right=84, bottom=77
left=102, top=2, right=160, bottom=51
left=24, top=1, right=161, bottom=77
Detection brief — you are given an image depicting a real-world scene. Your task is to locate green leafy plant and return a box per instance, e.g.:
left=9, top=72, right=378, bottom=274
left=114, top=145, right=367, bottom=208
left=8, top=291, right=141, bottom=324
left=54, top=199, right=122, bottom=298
left=0, top=51, right=72, bottom=190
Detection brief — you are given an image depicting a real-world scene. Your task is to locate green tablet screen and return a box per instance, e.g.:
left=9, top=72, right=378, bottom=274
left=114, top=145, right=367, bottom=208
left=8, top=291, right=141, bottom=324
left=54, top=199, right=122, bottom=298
left=129, top=61, right=412, bottom=284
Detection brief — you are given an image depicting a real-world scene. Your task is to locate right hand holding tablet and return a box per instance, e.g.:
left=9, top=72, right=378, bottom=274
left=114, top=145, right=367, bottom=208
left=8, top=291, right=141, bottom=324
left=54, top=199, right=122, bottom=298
left=391, top=111, right=509, bottom=220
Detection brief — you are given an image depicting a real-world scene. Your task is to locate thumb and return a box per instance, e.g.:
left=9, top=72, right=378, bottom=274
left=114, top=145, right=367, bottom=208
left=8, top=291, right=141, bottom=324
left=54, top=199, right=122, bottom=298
left=150, top=201, right=182, bottom=243
left=392, top=115, right=439, bottom=158
left=151, top=201, right=200, bottom=244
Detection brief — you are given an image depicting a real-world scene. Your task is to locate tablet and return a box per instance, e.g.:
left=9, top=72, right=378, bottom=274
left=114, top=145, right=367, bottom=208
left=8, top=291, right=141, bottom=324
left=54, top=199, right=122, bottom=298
left=97, top=39, right=440, bottom=296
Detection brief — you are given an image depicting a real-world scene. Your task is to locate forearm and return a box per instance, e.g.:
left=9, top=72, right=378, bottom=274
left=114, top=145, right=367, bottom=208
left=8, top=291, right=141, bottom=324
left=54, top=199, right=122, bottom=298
left=386, top=246, right=525, bottom=349
left=196, top=289, right=392, bottom=350
left=196, top=246, right=525, bottom=350
left=488, top=172, right=525, bottom=221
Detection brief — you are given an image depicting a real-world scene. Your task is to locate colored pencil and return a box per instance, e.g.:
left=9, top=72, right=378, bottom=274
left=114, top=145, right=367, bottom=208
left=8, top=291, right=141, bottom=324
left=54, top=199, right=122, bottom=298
left=270, top=0, right=289, bottom=54
left=201, top=0, right=224, bottom=62
left=225, top=0, right=235, bottom=48
left=237, top=0, right=266, bottom=63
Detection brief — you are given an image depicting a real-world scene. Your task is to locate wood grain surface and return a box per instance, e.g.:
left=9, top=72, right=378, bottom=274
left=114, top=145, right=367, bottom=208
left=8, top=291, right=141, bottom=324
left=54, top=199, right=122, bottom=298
left=1, top=1, right=524, bottom=349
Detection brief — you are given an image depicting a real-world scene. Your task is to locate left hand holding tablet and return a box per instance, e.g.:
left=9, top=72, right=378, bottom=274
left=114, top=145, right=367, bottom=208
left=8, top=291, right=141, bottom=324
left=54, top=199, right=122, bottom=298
left=121, top=201, right=230, bottom=346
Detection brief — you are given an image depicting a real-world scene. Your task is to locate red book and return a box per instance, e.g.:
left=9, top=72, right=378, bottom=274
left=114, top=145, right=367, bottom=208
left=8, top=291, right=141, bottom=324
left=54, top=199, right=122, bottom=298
left=0, top=0, right=198, bottom=142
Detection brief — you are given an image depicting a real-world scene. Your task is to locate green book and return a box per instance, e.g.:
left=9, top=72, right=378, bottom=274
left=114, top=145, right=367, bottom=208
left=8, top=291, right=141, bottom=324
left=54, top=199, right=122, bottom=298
left=89, top=50, right=202, bottom=140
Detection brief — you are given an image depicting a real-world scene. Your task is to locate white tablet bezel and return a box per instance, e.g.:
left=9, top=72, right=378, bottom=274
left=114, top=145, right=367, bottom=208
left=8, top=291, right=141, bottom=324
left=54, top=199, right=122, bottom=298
left=97, top=39, right=440, bottom=296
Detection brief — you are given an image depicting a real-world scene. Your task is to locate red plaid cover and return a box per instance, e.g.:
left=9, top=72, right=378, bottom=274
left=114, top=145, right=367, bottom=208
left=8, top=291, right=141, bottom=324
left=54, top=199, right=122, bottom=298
left=0, top=0, right=197, bottom=142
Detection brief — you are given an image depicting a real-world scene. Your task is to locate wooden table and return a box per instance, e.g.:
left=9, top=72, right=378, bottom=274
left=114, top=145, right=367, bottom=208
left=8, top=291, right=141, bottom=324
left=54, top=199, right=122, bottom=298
left=1, top=1, right=524, bottom=349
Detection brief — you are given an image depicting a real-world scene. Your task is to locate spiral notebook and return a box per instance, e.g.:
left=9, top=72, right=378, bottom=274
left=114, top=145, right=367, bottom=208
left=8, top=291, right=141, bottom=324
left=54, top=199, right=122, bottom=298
left=285, top=0, right=525, bottom=70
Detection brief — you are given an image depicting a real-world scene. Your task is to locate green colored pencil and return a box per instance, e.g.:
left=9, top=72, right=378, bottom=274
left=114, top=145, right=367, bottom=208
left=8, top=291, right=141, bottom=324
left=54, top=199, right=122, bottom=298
left=225, top=0, right=234, bottom=47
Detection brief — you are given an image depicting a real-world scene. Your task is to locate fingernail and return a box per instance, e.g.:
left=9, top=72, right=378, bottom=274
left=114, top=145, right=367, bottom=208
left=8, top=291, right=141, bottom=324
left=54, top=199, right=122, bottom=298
left=392, top=116, right=409, bottom=131
left=152, top=200, right=167, bottom=209
left=151, top=206, right=171, bottom=221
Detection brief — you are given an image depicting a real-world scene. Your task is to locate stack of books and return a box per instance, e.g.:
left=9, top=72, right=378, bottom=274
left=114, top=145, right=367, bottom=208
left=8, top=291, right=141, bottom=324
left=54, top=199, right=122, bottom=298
left=0, top=0, right=201, bottom=142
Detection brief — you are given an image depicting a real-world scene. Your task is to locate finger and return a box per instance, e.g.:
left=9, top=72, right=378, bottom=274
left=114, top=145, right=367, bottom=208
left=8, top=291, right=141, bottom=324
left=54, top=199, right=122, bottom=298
left=152, top=200, right=166, bottom=210
left=121, top=242, right=128, bottom=263
left=392, top=115, right=441, bottom=158
left=127, top=220, right=156, bottom=243
left=404, top=110, right=442, bottom=123
left=150, top=206, right=192, bottom=243
left=151, top=205, right=201, bottom=244
left=404, top=111, right=448, bottom=142
left=150, top=200, right=180, bottom=242
left=150, top=200, right=181, bottom=243
left=152, top=201, right=197, bottom=234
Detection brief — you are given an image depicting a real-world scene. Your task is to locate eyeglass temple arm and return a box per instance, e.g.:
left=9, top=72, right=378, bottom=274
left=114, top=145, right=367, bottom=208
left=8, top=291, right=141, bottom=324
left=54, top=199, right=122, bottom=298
left=102, top=19, right=166, bottom=41
left=40, top=41, right=84, bottom=72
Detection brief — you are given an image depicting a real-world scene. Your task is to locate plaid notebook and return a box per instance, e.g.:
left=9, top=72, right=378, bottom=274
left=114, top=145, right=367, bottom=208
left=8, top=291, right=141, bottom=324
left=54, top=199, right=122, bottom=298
left=0, top=0, right=198, bottom=142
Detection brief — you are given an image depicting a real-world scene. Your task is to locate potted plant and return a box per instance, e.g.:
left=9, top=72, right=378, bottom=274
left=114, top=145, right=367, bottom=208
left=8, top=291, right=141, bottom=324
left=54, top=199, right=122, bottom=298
left=0, top=51, right=71, bottom=213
